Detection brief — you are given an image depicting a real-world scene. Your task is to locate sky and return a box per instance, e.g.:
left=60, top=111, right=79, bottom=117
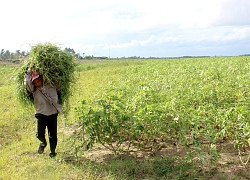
left=1, top=0, right=250, bottom=58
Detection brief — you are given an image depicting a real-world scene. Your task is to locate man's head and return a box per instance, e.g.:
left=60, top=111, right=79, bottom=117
left=32, top=72, right=43, bottom=88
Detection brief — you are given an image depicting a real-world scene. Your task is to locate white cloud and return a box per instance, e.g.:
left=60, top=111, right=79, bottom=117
left=223, top=27, right=250, bottom=41
left=213, top=0, right=250, bottom=26
left=1, top=0, right=250, bottom=57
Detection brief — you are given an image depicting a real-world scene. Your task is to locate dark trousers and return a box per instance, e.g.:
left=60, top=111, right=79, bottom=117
left=35, top=113, right=58, bottom=153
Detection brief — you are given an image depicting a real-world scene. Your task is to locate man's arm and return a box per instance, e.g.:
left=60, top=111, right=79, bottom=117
left=24, top=72, right=35, bottom=92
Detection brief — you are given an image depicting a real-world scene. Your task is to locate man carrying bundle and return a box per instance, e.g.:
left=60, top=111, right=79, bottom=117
left=16, top=43, right=75, bottom=158
left=24, top=71, right=62, bottom=158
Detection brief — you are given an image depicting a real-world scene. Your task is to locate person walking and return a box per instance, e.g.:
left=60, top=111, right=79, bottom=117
left=24, top=71, right=62, bottom=158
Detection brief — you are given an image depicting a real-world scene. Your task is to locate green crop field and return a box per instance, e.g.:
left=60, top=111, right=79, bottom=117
left=1, top=57, right=250, bottom=179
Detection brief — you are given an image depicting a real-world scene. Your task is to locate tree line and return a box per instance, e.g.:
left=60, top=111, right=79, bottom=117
left=0, top=48, right=88, bottom=62
left=0, top=49, right=28, bottom=61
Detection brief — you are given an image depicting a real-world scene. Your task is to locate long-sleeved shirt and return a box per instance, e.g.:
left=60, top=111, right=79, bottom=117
left=25, top=73, right=62, bottom=116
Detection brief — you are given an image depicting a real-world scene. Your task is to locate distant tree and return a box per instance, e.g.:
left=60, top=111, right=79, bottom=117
left=5, top=50, right=10, bottom=60
left=75, top=53, right=83, bottom=59
left=84, top=55, right=93, bottom=60
left=64, top=48, right=84, bottom=59
left=64, top=48, right=75, bottom=55
left=0, top=49, right=4, bottom=60
left=15, top=50, right=20, bottom=59
left=21, top=51, right=27, bottom=58
left=10, top=52, right=15, bottom=60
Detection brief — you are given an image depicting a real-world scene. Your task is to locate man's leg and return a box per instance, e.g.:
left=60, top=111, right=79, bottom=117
left=35, top=114, right=47, bottom=154
left=47, top=113, right=58, bottom=157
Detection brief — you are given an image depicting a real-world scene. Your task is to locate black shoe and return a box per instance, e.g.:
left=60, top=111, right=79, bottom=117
left=49, top=152, right=57, bottom=158
left=38, top=143, right=47, bottom=154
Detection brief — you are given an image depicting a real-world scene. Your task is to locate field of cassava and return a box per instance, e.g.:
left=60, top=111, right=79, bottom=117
left=1, top=57, right=250, bottom=179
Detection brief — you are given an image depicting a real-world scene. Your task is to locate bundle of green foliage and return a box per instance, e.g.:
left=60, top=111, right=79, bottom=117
left=16, top=42, right=76, bottom=107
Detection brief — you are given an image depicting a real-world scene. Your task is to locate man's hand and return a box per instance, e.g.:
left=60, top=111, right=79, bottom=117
left=25, top=70, right=32, bottom=76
